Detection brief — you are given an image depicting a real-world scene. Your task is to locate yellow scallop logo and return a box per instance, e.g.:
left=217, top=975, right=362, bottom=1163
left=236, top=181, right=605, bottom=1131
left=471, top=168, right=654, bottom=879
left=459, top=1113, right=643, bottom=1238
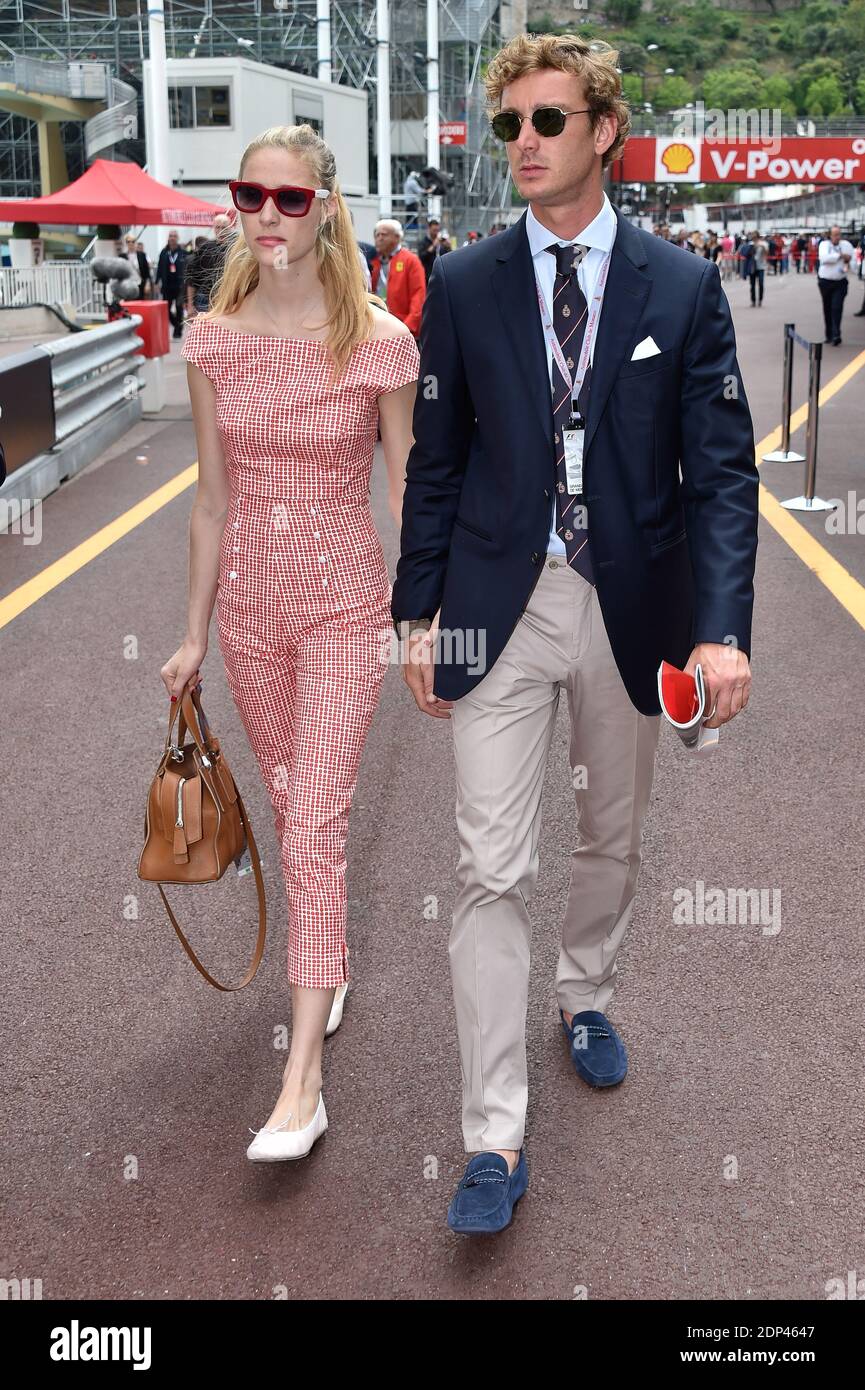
left=661, top=142, right=696, bottom=175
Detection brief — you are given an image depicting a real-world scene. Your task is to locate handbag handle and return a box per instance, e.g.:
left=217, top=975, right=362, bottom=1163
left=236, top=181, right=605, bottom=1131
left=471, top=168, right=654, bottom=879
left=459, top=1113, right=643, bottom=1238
left=164, top=686, right=213, bottom=762
left=157, top=785, right=267, bottom=992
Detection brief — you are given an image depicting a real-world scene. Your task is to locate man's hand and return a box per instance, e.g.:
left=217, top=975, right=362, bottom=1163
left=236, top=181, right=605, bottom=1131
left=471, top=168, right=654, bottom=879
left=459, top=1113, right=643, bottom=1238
left=401, top=609, right=454, bottom=719
left=684, top=642, right=751, bottom=729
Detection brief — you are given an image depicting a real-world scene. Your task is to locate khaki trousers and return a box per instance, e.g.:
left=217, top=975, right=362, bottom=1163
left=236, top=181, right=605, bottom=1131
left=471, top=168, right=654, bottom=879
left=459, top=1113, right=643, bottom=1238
left=449, top=554, right=661, bottom=1152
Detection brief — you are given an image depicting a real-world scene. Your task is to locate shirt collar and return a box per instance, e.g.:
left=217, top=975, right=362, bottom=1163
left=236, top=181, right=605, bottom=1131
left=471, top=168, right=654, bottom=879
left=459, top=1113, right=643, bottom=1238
left=525, top=192, right=616, bottom=261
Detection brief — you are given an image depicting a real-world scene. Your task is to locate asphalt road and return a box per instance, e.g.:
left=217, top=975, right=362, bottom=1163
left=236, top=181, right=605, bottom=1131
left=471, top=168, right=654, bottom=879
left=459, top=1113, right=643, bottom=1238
left=1, top=265, right=863, bottom=1300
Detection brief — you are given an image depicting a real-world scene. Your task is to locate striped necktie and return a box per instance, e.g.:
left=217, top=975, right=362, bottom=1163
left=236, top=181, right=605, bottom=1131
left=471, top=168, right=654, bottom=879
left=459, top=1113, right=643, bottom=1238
left=547, top=241, right=594, bottom=585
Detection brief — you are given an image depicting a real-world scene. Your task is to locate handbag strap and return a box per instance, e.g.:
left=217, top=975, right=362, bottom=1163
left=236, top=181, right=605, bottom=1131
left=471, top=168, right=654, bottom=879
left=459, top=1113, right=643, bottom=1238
left=156, top=784, right=268, bottom=993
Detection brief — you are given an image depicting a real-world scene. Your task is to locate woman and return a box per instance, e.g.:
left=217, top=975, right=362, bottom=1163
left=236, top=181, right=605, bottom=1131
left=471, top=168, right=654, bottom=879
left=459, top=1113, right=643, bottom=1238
left=120, top=232, right=143, bottom=297
left=161, top=124, right=419, bottom=1162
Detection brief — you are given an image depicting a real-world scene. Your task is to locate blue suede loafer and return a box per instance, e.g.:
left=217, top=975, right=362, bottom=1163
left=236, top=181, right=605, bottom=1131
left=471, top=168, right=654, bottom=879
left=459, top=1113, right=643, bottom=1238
left=561, top=1008, right=627, bottom=1086
left=447, top=1150, right=528, bottom=1235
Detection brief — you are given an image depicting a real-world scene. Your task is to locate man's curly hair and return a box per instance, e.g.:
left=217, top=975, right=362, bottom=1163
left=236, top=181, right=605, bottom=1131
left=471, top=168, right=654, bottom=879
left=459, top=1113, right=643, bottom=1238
left=485, top=33, right=631, bottom=168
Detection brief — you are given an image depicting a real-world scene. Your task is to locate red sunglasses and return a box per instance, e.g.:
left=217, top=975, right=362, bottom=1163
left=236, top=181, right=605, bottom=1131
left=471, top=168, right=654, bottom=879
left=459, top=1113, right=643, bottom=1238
left=228, top=180, right=330, bottom=218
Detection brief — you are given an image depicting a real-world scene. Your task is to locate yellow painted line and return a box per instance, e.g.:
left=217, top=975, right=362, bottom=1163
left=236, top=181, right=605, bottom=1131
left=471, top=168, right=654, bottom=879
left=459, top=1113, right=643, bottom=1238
left=755, top=345, right=865, bottom=634
left=0, top=463, right=197, bottom=631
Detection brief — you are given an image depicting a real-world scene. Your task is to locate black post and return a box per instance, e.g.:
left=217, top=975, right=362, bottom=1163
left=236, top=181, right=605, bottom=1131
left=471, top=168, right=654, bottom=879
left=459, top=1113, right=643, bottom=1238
left=803, top=341, right=822, bottom=503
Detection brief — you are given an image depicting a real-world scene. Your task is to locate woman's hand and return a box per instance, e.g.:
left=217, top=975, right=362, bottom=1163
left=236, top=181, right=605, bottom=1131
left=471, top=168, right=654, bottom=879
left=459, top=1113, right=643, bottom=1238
left=161, top=639, right=207, bottom=702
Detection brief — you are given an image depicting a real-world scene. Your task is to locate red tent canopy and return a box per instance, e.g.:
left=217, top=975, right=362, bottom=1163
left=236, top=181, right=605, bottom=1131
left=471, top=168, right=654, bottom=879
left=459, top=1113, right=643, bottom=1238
left=0, top=158, right=228, bottom=227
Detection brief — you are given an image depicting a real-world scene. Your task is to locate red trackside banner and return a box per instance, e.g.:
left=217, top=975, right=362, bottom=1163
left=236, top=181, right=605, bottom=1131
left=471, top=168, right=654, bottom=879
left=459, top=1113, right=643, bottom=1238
left=616, top=136, right=865, bottom=185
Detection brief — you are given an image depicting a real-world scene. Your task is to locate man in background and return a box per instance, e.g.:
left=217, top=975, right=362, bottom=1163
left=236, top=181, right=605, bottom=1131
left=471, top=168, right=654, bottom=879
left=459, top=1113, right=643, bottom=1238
left=185, top=213, right=232, bottom=319
left=155, top=230, right=188, bottom=338
left=370, top=219, right=426, bottom=338
left=747, top=230, right=769, bottom=307
left=403, top=169, right=427, bottom=230
left=418, top=217, right=453, bottom=282
left=818, top=224, right=855, bottom=345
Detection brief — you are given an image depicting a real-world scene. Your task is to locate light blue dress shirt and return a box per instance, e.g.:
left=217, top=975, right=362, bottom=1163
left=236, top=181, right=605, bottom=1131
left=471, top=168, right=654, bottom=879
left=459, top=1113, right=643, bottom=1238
left=525, top=193, right=618, bottom=556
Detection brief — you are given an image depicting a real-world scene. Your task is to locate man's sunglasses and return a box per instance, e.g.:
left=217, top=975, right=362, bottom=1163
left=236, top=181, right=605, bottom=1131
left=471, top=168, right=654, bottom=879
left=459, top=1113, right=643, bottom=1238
left=228, top=180, right=329, bottom=217
left=490, top=106, right=591, bottom=142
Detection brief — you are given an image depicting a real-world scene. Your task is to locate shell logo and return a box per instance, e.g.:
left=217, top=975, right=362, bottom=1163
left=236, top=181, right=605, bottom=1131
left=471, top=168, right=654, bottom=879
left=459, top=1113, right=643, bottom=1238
left=661, top=142, right=696, bottom=175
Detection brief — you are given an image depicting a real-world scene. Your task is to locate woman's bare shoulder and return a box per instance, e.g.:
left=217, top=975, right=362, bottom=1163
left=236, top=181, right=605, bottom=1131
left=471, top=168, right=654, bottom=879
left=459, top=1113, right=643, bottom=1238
left=367, top=302, right=413, bottom=341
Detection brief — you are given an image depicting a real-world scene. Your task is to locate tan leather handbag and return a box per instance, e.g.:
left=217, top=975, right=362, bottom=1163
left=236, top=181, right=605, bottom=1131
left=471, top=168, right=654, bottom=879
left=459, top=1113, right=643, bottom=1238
left=138, top=687, right=267, bottom=991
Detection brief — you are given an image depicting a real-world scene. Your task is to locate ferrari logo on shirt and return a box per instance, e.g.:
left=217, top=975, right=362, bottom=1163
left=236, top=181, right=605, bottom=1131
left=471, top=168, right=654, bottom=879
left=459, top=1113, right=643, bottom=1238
left=395, top=260, right=404, bottom=271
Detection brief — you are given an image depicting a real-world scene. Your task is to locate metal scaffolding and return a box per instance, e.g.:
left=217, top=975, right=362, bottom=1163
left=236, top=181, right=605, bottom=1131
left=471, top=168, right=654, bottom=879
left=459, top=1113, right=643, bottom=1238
left=0, top=0, right=517, bottom=240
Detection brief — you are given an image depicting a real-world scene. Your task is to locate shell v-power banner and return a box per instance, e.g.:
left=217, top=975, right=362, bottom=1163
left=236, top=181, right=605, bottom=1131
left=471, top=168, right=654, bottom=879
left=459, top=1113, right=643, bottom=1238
left=617, top=136, right=865, bottom=184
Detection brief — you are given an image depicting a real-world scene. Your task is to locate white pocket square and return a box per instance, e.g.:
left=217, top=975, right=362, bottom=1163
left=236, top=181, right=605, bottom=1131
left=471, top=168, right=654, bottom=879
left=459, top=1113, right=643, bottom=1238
left=630, top=335, right=661, bottom=361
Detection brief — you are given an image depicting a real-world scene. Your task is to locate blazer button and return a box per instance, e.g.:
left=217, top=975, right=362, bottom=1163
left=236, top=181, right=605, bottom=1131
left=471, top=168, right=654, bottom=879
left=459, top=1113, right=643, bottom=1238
left=544, top=488, right=550, bottom=500
left=531, top=551, right=540, bottom=565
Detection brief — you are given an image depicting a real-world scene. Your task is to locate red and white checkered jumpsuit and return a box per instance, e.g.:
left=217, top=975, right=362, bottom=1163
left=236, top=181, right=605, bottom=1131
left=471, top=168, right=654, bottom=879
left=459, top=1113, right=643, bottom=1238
left=181, top=318, right=419, bottom=988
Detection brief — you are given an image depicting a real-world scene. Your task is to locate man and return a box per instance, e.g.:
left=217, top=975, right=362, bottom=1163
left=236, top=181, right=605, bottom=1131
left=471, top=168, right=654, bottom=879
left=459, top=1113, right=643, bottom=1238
left=370, top=219, right=426, bottom=338
left=817, top=225, right=855, bottom=345
left=155, top=230, right=188, bottom=338
left=403, top=169, right=427, bottom=230
left=184, top=212, right=232, bottom=319
left=853, top=229, right=865, bottom=316
left=391, top=32, right=758, bottom=1235
left=747, top=230, right=769, bottom=307
left=418, top=217, right=453, bottom=282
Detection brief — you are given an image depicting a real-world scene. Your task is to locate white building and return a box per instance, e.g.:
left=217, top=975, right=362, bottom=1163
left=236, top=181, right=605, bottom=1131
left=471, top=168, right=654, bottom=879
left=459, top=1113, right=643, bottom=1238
left=142, top=56, right=378, bottom=246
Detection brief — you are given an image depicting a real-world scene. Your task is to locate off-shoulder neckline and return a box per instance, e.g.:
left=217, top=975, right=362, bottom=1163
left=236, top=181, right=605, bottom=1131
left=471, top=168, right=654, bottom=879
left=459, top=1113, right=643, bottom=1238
left=193, top=319, right=411, bottom=348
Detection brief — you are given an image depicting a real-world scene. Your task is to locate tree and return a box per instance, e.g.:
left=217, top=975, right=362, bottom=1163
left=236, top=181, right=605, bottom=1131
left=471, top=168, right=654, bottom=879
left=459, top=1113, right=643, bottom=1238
left=762, top=75, right=796, bottom=116
left=688, top=0, right=718, bottom=37
left=843, top=0, right=865, bottom=48
left=702, top=64, right=765, bottom=110
left=651, top=0, right=682, bottom=22
left=605, top=0, right=641, bottom=24
left=805, top=74, right=847, bottom=116
left=654, top=74, right=695, bottom=110
left=621, top=73, right=643, bottom=108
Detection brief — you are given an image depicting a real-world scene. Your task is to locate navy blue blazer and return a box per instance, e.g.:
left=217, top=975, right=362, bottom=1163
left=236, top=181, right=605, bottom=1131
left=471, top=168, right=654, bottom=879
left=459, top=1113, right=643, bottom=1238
left=391, top=208, right=759, bottom=715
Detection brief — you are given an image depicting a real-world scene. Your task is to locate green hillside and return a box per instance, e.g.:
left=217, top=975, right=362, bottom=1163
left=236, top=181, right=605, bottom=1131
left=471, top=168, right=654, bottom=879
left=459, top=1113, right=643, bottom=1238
left=529, top=0, right=865, bottom=116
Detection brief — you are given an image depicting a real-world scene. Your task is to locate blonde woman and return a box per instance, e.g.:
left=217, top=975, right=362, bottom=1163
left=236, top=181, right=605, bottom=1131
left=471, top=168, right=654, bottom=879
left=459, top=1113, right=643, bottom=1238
left=161, top=125, right=419, bottom=1161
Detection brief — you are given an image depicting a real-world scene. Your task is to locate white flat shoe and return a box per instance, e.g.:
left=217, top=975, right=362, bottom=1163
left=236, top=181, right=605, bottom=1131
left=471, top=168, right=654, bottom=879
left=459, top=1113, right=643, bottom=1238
left=325, top=982, right=348, bottom=1037
left=246, top=1092, right=328, bottom=1162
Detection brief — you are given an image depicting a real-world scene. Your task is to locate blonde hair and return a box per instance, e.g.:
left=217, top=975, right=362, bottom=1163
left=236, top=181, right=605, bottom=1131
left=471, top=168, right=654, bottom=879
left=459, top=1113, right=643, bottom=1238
left=485, top=33, right=631, bottom=168
left=204, top=124, right=373, bottom=375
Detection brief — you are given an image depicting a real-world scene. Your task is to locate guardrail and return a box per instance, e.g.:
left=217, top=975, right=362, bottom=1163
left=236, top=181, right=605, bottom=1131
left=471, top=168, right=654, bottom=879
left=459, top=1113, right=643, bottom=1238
left=42, top=316, right=144, bottom=442
left=0, top=315, right=145, bottom=514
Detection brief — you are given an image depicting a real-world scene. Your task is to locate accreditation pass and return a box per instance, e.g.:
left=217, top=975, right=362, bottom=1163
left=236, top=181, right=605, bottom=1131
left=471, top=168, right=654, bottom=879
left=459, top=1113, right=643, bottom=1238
left=563, top=414, right=585, bottom=496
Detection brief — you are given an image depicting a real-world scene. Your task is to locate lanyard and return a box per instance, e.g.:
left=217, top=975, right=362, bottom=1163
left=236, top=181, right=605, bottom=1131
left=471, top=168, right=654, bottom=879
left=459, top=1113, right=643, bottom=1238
left=534, top=249, right=612, bottom=416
